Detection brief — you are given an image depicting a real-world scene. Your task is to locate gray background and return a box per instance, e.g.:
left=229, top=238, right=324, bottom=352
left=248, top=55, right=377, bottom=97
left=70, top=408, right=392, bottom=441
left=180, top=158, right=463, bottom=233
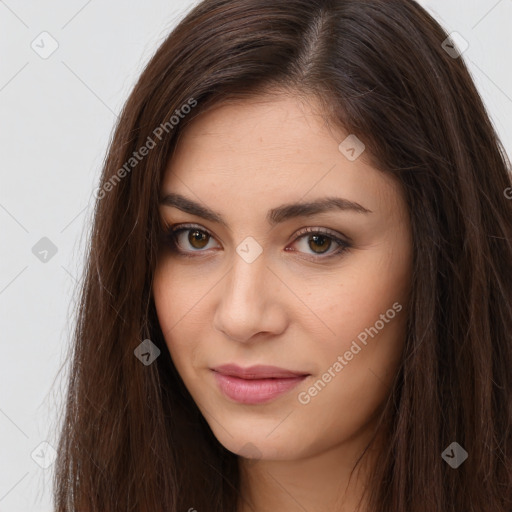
left=0, top=0, right=511, bottom=510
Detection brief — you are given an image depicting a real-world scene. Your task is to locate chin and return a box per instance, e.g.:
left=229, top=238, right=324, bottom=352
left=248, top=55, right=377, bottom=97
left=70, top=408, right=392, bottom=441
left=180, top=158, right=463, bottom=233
left=208, top=423, right=302, bottom=462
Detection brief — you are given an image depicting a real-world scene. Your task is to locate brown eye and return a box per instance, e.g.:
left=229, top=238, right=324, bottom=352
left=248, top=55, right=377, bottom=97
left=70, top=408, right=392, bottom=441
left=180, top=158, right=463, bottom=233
left=307, top=234, right=332, bottom=254
left=164, top=224, right=219, bottom=254
left=288, top=227, right=351, bottom=261
left=164, top=223, right=350, bottom=262
left=187, top=229, right=210, bottom=249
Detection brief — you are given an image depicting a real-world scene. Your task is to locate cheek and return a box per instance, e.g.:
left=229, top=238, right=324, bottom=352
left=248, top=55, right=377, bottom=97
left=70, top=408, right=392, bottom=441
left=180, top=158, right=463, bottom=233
left=152, top=260, right=206, bottom=376
left=297, top=243, right=410, bottom=410
left=308, top=248, right=410, bottom=353
left=292, top=301, right=406, bottom=456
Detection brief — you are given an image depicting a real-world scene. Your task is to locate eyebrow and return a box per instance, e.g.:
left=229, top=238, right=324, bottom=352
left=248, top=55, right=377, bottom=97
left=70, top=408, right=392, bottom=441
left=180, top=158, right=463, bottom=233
left=159, top=192, right=372, bottom=227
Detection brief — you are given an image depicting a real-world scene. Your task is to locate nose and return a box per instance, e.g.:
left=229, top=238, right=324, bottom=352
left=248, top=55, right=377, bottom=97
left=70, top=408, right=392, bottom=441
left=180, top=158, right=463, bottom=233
left=212, top=249, right=288, bottom=343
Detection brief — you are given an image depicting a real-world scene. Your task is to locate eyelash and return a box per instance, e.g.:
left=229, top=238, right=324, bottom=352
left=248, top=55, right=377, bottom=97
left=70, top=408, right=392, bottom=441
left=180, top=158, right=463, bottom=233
left=161, top=223, right=351, bottom=262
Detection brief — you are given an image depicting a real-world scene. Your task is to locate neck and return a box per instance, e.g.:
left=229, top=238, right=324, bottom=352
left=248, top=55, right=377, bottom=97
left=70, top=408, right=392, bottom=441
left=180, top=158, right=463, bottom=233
left=236, top=427, right=383, bottom=512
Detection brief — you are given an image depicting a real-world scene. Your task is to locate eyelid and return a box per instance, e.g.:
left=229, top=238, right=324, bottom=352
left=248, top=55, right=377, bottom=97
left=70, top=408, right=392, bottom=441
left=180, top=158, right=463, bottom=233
left=287, top=226, right=351, bottom=261
left=167, top=222, right=222, bottom=250
left=165, top=222, right=349, bottom=242
left=164, top=222, right=351, bottom=259
left=169, top=222, right=223, bottom=245
left=292, top=226, right=350, bottom=244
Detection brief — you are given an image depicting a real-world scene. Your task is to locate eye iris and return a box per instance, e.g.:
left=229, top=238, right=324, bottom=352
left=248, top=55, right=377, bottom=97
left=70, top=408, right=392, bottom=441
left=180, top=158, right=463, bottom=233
left=309, top=234, right=331, bottom=254
left=189, top=229, right=209, bottom=249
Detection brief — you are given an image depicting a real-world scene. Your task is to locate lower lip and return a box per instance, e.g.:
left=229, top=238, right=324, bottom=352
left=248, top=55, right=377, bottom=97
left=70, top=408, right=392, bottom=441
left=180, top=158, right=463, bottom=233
left=212, top=371, right=308, bottom=404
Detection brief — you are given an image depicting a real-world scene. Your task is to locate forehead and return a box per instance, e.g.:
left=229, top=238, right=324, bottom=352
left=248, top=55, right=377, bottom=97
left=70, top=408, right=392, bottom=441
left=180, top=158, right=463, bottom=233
left=161, top=94, right=404, bottom=222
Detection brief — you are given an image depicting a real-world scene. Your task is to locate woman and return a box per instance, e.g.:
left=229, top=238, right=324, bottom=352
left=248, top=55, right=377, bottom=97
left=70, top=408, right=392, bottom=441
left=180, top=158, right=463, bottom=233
left=52, top=0, right=512, bottom=510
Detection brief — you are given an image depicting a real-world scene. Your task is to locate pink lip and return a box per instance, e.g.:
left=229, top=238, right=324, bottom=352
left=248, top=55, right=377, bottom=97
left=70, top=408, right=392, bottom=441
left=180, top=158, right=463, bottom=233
left=211, top=364, right=310, bottom=404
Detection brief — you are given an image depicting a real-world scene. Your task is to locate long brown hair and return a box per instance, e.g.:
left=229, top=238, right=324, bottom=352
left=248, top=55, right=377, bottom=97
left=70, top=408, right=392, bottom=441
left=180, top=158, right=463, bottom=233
left=52, top=0, right=512, bottom=510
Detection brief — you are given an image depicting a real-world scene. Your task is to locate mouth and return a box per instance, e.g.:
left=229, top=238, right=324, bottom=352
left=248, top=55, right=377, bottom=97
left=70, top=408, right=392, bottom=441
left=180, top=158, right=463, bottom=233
left=210, top=364, right=310, bottom=404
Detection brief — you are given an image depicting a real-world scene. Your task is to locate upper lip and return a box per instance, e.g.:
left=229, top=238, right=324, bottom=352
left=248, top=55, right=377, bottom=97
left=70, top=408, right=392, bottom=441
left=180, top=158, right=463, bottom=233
left=211, top=364, right=310, bottom=379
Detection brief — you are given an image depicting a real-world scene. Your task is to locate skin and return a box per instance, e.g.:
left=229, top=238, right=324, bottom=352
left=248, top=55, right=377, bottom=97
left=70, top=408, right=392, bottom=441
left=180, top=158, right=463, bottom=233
left=152, top=92, right=413, bottom=512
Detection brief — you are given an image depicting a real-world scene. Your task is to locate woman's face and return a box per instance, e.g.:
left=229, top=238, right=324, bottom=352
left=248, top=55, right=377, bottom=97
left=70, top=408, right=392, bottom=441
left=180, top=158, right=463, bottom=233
left=153, top=93, right=412, bottom=462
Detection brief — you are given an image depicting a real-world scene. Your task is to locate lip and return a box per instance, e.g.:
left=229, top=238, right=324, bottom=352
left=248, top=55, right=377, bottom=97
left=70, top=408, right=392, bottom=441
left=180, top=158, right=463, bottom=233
left=211, top=364, right=310, bottom=405
left=212, top=364, right=309, bottom=379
